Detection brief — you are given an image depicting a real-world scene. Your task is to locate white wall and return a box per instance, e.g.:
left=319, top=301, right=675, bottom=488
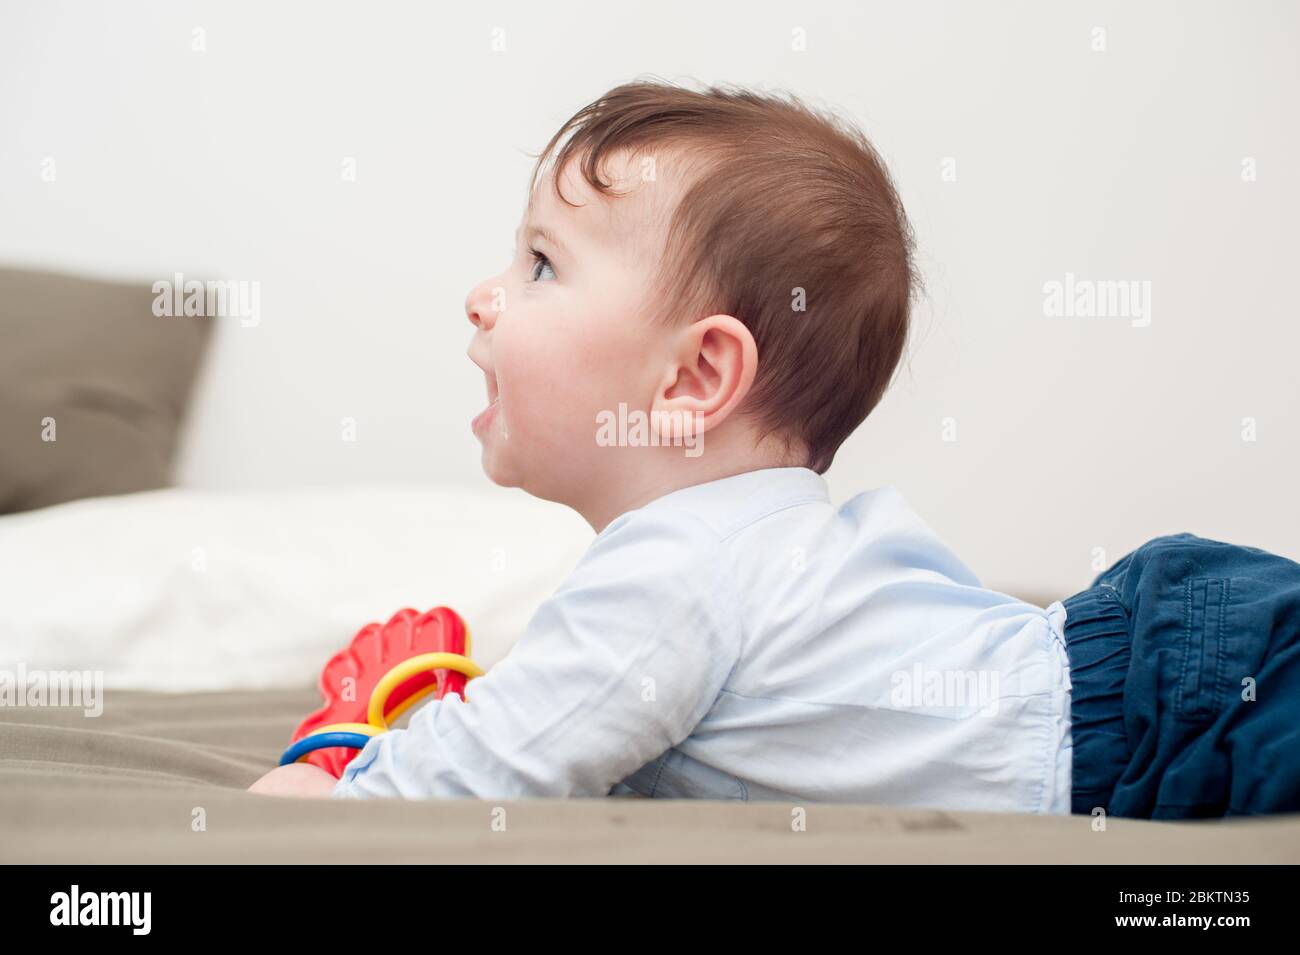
left=2, top=0, right=1297, bottom=599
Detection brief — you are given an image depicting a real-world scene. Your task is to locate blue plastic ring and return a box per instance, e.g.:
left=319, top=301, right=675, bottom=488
left=278, top=731, right=373, bottom=767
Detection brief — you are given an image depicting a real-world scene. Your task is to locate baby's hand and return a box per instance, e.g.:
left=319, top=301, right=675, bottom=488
left=247, top=762, right=339, bottom=798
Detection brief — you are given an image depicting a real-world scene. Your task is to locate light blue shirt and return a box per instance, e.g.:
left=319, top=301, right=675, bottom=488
left=333, top=467, right=1073, bottom=812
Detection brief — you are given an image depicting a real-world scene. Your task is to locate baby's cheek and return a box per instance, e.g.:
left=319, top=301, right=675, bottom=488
left=500, top=334, right=606, bottom=431
left=497, top=308, right=654, bottom=465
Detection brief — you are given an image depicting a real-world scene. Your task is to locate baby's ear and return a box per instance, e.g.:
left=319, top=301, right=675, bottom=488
left=655, top=314, right=758, bottom=431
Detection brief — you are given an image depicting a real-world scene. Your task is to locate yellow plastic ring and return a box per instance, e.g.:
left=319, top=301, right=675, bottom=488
left=373, top=625, right=475, bottom=726
left=310, top=722, right=383, bottom=738
left=367, top=652, right=484, bottom=729
left=381, top=682, right=441, bottom=727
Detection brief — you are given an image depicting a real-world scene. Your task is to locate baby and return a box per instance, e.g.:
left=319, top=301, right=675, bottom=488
left=252, top=80, right=1300, bottom=817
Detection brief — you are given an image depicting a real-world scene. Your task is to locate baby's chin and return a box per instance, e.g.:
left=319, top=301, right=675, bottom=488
left=477, top=435, right=595, bottom=511
left=478, top=441, right=521, bottom=489
left=477, top=431, right=544, bottom=494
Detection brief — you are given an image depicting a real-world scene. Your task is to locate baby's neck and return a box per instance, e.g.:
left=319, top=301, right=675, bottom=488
left=575, top=432, right=806, bottom=533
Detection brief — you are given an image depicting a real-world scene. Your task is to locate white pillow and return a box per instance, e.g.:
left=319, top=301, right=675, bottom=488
left=0, top=484, right=593, bottom=691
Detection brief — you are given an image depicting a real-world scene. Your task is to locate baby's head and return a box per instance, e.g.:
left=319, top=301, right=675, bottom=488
left=465, top=79, right=915, bottom=530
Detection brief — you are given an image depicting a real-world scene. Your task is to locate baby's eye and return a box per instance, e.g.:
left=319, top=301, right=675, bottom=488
left=528, top=247, right=556, bottom=282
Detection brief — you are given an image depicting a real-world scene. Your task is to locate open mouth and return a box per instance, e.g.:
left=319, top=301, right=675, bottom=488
left=471, top=370, right=500, bottom=435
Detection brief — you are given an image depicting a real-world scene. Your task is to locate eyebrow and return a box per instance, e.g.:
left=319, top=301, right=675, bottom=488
left=515, top=221, right=571, bottom=258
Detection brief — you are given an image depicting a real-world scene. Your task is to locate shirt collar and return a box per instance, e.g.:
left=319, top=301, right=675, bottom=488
left=631, top=466, right=830, bottom=537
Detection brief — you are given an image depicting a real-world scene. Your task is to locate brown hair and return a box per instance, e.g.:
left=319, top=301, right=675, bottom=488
left=529, top=78, right=916, bottom=473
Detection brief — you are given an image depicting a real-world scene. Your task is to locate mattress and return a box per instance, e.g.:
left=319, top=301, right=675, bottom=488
left=2, top=686, right=1297, bottom=864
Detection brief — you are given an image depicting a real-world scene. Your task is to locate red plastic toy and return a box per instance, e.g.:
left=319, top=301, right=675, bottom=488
left=288, top=606, right=477, bottom=778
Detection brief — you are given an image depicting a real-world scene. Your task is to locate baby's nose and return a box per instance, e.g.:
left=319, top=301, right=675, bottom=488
left=465, top=281, right=499, bottom=331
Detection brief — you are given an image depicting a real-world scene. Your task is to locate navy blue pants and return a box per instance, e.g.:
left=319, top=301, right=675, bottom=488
left=1063, top=533, right=1300, bottom=818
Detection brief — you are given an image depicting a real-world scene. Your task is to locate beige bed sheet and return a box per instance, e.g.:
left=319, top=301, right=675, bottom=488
left=2, top=687, right=1297, bottom=864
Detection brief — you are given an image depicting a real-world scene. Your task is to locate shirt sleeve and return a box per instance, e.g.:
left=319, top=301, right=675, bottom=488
left=331, top=504, right=741, bottom=799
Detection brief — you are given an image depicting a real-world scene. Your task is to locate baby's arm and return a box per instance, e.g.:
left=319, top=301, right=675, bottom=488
left=248, top=761, right=338, bottom=797
left=332, top=507, right=738, bottom=800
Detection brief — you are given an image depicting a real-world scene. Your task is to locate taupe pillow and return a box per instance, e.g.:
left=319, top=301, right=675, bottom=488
left=0, top=267, right=212, bottom=514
